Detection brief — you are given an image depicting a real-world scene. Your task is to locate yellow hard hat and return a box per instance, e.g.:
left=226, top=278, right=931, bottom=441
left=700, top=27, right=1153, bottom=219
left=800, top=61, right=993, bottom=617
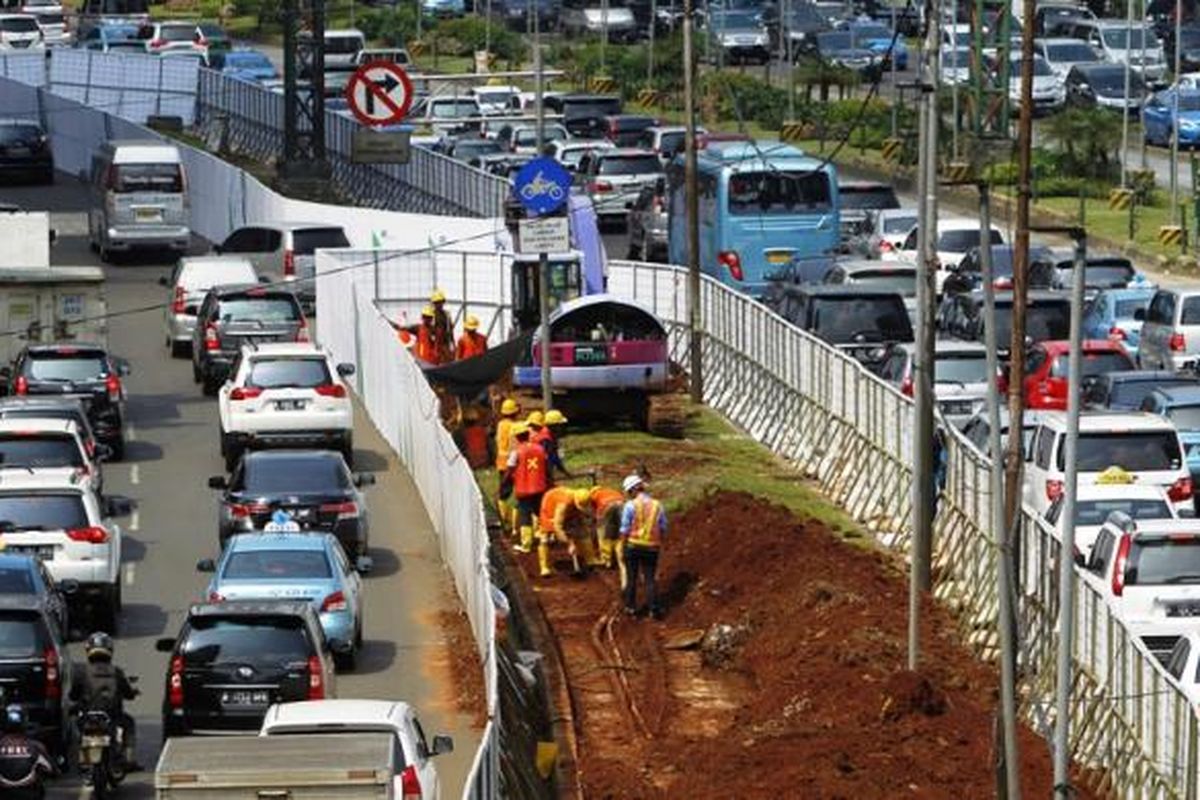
left=512, top=423, right=530, bottom=437
left=573, top=488, right=592, bottom=509
left=421, top=305, right=435, bottom=318
left=544, top=409, right=567, bottom=426
left=526, top=411, right=545, bottom=427
left=431, top=288, right=446, bottom=303
left=500, top=398, right=519, bottom=416
left=464, top=315, right=480, bottom=331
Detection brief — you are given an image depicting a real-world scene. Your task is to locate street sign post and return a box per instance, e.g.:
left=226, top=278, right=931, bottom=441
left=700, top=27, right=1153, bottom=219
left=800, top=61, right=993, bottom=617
left=346, top=61, right=414, bottom=127
left=351, top=128, right=412, bottom=164
left=512, top=157, right=574, bottom=410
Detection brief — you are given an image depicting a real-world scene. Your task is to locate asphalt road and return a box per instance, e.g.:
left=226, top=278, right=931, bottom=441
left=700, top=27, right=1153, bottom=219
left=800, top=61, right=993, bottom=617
left=0, top=176, right=481, bottom=798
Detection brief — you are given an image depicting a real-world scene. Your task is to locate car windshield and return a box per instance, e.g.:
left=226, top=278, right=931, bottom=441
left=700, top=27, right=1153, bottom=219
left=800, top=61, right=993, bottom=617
left=241, top=457, right=349, bottom=494
left=656, top=131, right=685, bottom=155
left=515, top=126, right=567, bottom=146
left=942, top=47, right=970, bottom=66
left=1102, top=27, right=1156, bottom=49
left=598, top=155, right=662, bottom=175
left=0, top=437, right=82, bottom=469
left=1075, top=498, right=1172, bottom=526
left=1114, top=296, right=1152, bottom=319
left=223, top=550, right=332, bottom=580
left=246, top=358, right=331, bottom=389
left=1128, top=538, right=1200, bottom=585
left=936, top=353, right=989, bottom=383
left=818, top=32, right=853, bottom=49
left=1061, top=431, right=1182, bottom=471
left=810, top=296, right=912, bottom=343
left=1049, top=351, right=1132, bottom=378
left=0, top=494, right=88, bottom=531
left=938, top=228, right=1004, bottom=252
left=456, top=140, right=501, bottom=155
left=1165, top=404, right=1200, bottom=431
left=474, top=90, right=514, bottom=105
left=22, top=352, right=108, bottom=382
left=728, top=171, right=833, bottom=215
left=158, top=23, right=193, bottom=40
left=561, top=98, right=622, bottom=118
left=183, top=617, right=311, bottom=665
left=1056, top=262, right=1134, bottom=288
left=1172, top=93, right=1200, bottom=112
left=324, top=34, right=363, bottom=54
left=1181, top=296, right=1200, bottom=325
left=882, top=213, right=918, bottom=233
left=113, top=163, right=183, bottom=194
left=0, top=125, right=41, bottom=146
left=851, top=23, right=891, bottom=40
left=1046, top=42, right=1099, bottom=61
left=993, top=301, right=1071, bottom=343
left=839, top=186, right=900, bottom=210
left=845, top=269, right=915, bottom=292
left=945, top=28, right=970, bottom=45
left=430, top=100, right=478, bottom=118
left=1010, top=57, right=1054, bottom=76
left=292, top=228, right=349, bottom=255
left=0, top=614, right=44, bottom=659
left=1110, top=379, right=1196, bottom=408
left=712, top=10, right=760, bottom=27
left=217, top=297, right=300, bottom=322
left=0, top=17, right=39, bottom=32
left=0, top=567, right=35, bottom=594
left=1087, top=68, right=1143, bottom=91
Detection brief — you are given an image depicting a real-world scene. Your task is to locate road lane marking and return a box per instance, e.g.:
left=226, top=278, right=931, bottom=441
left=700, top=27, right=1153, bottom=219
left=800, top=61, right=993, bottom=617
left=130, top=464, right=140, bottom=485
left=124, top=563, right=135, bottom=586
left=127, top=423, right=136, bottom=442
left=129, top=509, right=139, bottom=532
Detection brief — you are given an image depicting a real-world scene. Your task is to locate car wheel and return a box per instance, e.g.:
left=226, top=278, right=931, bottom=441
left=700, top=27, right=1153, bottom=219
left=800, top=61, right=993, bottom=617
left=95, top=584, right=119, bottom=635
left=202, top=374, right=220, bottom=397
left=108, top=439, right=125, bottom=462
left=224, top=442, right=241, bottom=473
left=98, top=242, right=112, bottom=264
left=341, top=436, right=355, bottom=469
left=170, top=339, right=190, bottom=359
left=192, top=359, right=202, bottom=384
left=355, top=613, right=364, bottom=648
left=335, top=647, right=357, bottom=672
left=41, top=168, right=54, bottom=185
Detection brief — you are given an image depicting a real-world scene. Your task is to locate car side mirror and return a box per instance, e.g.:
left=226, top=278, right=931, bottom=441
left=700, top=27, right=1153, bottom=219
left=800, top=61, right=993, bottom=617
left=1072, top=550, right=1087, bottom=567
left=1134, top=308, right=1146, bottom=321
left=58, top=578, right=79, bottom=596
left=354, top=473, right=376, bottom=487
left=155, top=637, right=176, bottom=653
left=431, top=734, right=454, bottom=756
left=195, top=558, right=216, bottom=572
left=258, top=275, right=271, bottom=283
left=336, top=363, right=356, bottom=377
left=158, top=276, right=169, bottom=287
left=104, top=495, right=132, bottom=517
left=207, top=475, right=227, bottom=490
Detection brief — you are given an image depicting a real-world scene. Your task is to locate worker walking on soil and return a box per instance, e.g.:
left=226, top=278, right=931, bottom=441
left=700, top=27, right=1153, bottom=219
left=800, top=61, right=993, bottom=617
left=539, top=409, right=572, bottom=481
left=429, top=289, right=454, bottom=364
left=620, top=474, right=667, bottom=619
left=526, top=412, right=552, bottom=487
left=507, top=424, right=548, bottom=554
left=591, top=485, right=627, bottom=580
left=538, top=487, right=602, bottom=577
left=495, top=398, right=521, bottom=535
left=455, top=315, right=488, bottom=360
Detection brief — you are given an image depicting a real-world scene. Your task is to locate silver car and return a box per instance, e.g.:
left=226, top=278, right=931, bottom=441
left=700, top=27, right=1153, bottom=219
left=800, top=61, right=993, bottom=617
left=87, top=140, right=190, bottom=260
left=160, top=255, right=259, bottom=358
left=877, top=341, right=992, bottom=427
left=575, top=148, right=664, bottom=227
left=1139, top=288, right=1200, bottom=371
left=215, top=223, right=350, bottom=311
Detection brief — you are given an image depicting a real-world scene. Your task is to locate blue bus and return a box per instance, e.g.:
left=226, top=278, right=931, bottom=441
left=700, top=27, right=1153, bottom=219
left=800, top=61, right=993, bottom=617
left=666, top=141, right=840, bottom=296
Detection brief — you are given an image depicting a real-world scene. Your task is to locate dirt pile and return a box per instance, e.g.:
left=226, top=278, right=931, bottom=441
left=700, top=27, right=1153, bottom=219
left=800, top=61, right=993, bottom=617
left=513, top=490, right=1094, bottom=799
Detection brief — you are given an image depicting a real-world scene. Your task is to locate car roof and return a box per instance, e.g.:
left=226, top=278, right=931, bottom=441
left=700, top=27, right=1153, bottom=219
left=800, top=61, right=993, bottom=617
left=835, top=259, right=915, bottom=274
left=1151, top=385, right=1200, bottom=404
left=0, top=417, right=78, bottom=435
left=243, top=448, right=344, bottom=464
left=1034, top=339, right=1127, bottom=353
left=188, top=599, right=314, bottom=618
left=0, top=595, right=46, bottom=613
left=211, top=283, right=294, bottom=297
left=25, top=342, right=108, bottom=355
left=1120, top=520, right=1200, bottom=538
left=264, top=699, right=412, bottom=727
left=0, top=397, right=86, bottom=411
left=0, top=471, right=89, bottom=492
left=224, top=531, right=336, bottom=553
left=0, top=118, right=40, bottom=127
left=241, top=342, right=326, bottom=358
left=1037, top=410, right=1179, bottom=431
left=597, top=148, right=660, bottom=158
left=963, top=289, right=1069, bottom=302
left=179, top=255, right=256, bottom=271
left=106, top=141, right=182, bottom=165
left=896, top=340, right=988, bottom=355
left=1076, top=482, right=1171, bottom=500
left=785, top=285, right=908, bottom=298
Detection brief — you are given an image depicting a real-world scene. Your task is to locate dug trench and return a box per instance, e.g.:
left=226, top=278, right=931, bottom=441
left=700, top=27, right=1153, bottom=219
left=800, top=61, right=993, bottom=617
left=514, top=489, right=1097, bottom=799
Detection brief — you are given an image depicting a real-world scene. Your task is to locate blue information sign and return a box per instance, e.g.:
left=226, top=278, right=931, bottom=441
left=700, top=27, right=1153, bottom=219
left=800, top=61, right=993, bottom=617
left=512, top=156, right=573, bottom=215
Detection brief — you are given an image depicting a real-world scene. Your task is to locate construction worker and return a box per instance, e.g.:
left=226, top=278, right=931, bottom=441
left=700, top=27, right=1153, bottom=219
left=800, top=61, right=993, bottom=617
left=525, top=411, right=548, bottom=482
left=389, top=306, right=443, bottom=365
left=429, top=289, right=454, bottom=364
left=494, top=398, right=521, bottom=535
left=538, top=409, right=572, bottom=481
left=507, top=424, right=548, bottom=555
left=456, top=315, right=488, bottom=360
left=591, top=485, right=626, bottom=575
left=537, top=487, right=601, bottom=577
left=620, top=474, right=667, bottom=619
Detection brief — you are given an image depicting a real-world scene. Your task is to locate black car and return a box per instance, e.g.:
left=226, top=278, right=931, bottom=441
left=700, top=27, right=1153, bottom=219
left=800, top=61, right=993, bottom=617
left=804, top=30, right=881, bottom=77
left=765, top=285, right=912, bottom=364
left=1064, top=64, right=1146, bottom=113
left=948, top=244, right=1056, bottom=293
left=604, top=114, right=660, bottom=147
left=0, top=596, right=71, bottom=754
left=936, top=290, right=1072, bottom=358
left=157, top=601, right=337, bottom=737
left=0, top=554, right=73, bottom=644
left=1, top=344, right=130, bottom=460
left=543, top=94, right=623, bottom=140
left=1085, top=370, right=1200, bottom=410
left=208, top=450, right=375, bottom=566
left=190, top=285, right=307, bottom=395
left=0, top=119, right=53, bottom=185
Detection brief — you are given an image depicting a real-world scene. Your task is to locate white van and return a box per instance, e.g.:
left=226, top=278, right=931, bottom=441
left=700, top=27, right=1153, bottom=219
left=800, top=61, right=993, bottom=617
left=318, top=28, right=364, bottom=70
left=160, top=255, right=258, bottom=358
left=1023, top=412, right=1192, bottom=517
left=87, top=140, right=190, bottom=261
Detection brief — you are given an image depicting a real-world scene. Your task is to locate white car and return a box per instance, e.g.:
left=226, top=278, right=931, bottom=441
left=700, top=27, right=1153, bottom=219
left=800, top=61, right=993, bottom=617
left=1164, top=631, right=1200, bottom=705
left=0, top=14, right=44, bottom=49
left=1042, top=477, right=1176, bottom=560
left=469, top=84, right=520, bottom=116
left=0, top=471, right=124, bottom=630
left=1004, top=54, right=1066, bottom=112
left=1036, top=37, right=1103, bottom=79
left=0, top=418, right=105, bottom=494
left=1023, top=412, right=1192, bottom=517
left=260, top=699, right=454, bottom=800
left=20, top=0, right=67, bottom=47
left=162, top=255, right=259, bottom=358
left=547, top=139, right=613, bottom=172
left=218, top=343, right=356, bottom=471
left=939, top=46, right=970, bottom=85
left=866, top=208, right=920, bottom=257
left=888, top=216, right=1007, bottom=293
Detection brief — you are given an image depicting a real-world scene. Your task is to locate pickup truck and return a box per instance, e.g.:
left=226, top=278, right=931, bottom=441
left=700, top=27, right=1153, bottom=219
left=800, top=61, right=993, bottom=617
left=155, top=732, right=403, bottom=799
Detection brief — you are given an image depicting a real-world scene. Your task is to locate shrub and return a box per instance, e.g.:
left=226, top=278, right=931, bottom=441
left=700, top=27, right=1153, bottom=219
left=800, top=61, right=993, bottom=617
left=358, top=7, right=419, bottom=48
left=431, top=16, right=526, bottom=61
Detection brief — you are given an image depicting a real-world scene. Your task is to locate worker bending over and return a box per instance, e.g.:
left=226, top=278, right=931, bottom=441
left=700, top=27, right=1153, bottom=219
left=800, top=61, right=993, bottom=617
left=537, top=487, right=602, bottom=578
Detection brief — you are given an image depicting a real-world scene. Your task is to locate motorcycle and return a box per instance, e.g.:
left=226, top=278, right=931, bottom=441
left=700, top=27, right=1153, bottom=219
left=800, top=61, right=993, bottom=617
left=77, top=708, right=120, bottom=798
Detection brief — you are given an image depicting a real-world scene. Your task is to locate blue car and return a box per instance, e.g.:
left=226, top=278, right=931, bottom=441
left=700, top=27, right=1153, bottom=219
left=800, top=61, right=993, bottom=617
left=1141, top=385, right=1200, bottom=487
left=1081, top=287, right=1156, bottom=357
left=79, top=23, right=144, bottom=53
left=215, top=49, right=277, bottom=83
left=1142, top=88, right=1200, bottom=147
left=197, top=532, right=363, bottom=667
left=847, top=20, right=907, bottom=70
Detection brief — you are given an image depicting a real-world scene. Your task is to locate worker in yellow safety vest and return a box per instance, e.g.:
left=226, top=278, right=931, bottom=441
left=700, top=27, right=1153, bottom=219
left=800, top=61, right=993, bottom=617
left=494, top=398, right=521, bottom=536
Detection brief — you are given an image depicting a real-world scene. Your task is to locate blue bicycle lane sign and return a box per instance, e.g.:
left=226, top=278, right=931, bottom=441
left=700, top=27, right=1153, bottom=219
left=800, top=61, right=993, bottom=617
left=513, top=157, right=573, bottom=215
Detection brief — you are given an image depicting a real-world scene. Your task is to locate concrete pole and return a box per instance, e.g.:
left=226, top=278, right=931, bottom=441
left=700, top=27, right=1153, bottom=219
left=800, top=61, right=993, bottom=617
left=1174, top=0, right=1183, bottom=223
left=648, top=0, right=657, bottom=84
left=1053, top=231, right=1088, bottom=799
left=1121, top=0, right=1133, bottom=187
left=539, top=253, right=552, bottom=410
left=685, top=0, right=702, bottom=405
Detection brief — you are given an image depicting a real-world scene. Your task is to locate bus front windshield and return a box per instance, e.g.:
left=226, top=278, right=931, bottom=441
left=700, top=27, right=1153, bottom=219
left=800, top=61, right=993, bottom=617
left=727, top=171, right=832, bottom=215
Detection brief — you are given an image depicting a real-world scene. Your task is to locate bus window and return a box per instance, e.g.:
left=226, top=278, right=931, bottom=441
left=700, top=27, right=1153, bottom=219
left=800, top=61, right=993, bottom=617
left=728, top=171, right=831, bottom=215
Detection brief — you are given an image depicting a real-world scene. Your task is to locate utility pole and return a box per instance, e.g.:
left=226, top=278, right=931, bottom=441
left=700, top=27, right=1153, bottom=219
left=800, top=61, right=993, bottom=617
left=281, top=0, right=329, bottom=184
left=648, top=0, right=657, bottom=84
left=1121, top=0, right=1133, bottom=187
left=1141, top=0, right=1149, bottom=169
left=684, top=0, right=702, bottom=405
left=600, top=0, right=608, bottom=73
left=1174, top=0, right=1183, bottom=222
left=534, top=13, right=551, bottom=411
left=908, top=0, right=939, bottom=670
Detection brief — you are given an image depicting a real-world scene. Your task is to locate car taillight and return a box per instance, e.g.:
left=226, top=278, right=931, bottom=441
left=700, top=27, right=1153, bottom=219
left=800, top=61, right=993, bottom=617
left=307, top=655, right=325, bottom=700
left=172, top=285, right=186, bottom=314
left=1045, top=479, right=1064, bottom=502
left=105, top=373, right=121, bottom=402
left=207, top=590, right=224, bottom=603
left=168, top=655, right=184, bottom=708
left=320, top=590, right=347, bottom=613
left=44, top=647, right=59, bottom=700
left=717, top=251, right=743, bottom=281
left=229, top=502, right=269, bottom=519
left=283, top=249, right=295, bottom=277
left=204, top=323, right=219, bottom=352
left=320, top=499, right=358, bottom=517
left=314, top=383, right=346, bottom=398
left=1112, top=533, right=1132, bottom=597
left=229, top=386, right=263, bottom=401
left=400, top=765, right=422, bottom=800
left=652, top=197, right=664, bottom=213
left=12, top=375, right=26, bottom=396
left=900, top=374, right=913, bottom=397
left=879, top=240, right=894, bottom=253
left=1108, top=326, right=1126, bottom=341
left=104, top=164, right=118, bottom=192
left=296, top=318, right=310, bottom=343
left=148, top=37, right=164, bottom=48
left=1171, top=332, right=1187, bottom=352
left=588, top=180, right=613, bottom=193
left=1169, top=476, right=1194, bottom=502
left=67, top=526, right=109, bottom=544
left=993, top=277, right=1014, bottom=289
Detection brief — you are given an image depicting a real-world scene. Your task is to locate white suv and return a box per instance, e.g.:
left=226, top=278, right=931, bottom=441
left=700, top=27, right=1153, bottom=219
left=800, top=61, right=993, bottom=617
left=218, top=343, right=356, bottom=472
left=0, top=418, right=105, bottom=495
left=1023, top=412, right=1192, bottom=517
left=0, top=472, right=124, bottom=631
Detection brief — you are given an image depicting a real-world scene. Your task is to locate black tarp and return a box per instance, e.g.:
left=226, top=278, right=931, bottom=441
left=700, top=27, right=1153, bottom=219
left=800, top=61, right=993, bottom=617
left=422, top=331, right=534, bottom=398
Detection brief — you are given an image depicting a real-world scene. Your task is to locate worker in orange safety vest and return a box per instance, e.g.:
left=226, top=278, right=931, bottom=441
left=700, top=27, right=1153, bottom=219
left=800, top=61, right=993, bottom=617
left=389, top=306, right=443, bottom=365
left=455, top=315, right=488, bottom=360
left=506, top=424, right=548, bottom=555
left=536, top=487, right=602, bottom=578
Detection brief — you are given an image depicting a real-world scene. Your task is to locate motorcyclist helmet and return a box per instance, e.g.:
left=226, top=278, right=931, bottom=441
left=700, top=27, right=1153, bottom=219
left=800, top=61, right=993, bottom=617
left=85, top=632, right=114, bottom=663
left=3, top=704, right=25, bottom=733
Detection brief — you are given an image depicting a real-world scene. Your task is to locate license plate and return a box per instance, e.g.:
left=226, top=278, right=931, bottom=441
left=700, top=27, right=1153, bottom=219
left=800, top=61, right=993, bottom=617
left=3, top=544, right=54, bottom=560
left=275, top=399, right=307, bottom=411
left=1169, top=603, right=1200, bottom=617
left=6, top=147, right=29, bottom=156
left=939, top=401, right=975, bottom=416
left=573, top=345, right=608, bottom=365
left=220, top=690, right=270, bottom=707
left=81, top=735, right=111, bottom=748
left=766, top=252, right=791, bottom=264
left=135, top=208, right=162, bottom=222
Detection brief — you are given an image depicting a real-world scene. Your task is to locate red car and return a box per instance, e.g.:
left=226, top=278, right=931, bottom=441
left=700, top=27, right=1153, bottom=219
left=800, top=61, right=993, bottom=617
left=1023, top=339, right=1135, bottom=410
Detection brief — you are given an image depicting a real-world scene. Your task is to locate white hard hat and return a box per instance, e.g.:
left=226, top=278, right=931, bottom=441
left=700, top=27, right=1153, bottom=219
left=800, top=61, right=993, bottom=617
left=622, top=474, right=645, bottom=494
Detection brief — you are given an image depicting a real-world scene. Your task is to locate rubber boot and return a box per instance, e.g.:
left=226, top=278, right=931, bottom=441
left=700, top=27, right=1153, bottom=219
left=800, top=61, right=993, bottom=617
left=537, top=540, right=553, bottom=577
left=615, top=540, right=628, bottom=592
left=497, top=499, right=511, bottom=534
left=598, top=537, right=614, bottom=568
left=513, top=525, right=533, bottom=554
left=579, top=535, right=603, bottom=568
